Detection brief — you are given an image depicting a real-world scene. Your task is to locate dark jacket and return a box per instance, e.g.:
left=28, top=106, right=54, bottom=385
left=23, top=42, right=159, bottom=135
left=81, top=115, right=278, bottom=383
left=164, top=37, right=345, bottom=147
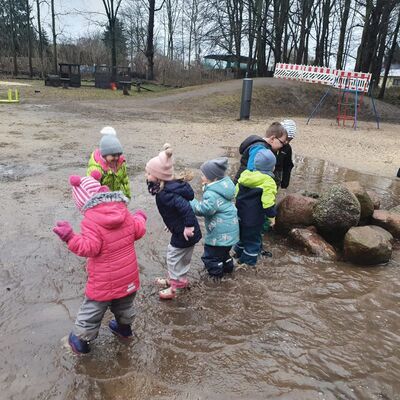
left=233, top=135, right=272, bottom=184
left=156, top=180, right=202, bottom=248
left=274, top=143, right=294, bottom=189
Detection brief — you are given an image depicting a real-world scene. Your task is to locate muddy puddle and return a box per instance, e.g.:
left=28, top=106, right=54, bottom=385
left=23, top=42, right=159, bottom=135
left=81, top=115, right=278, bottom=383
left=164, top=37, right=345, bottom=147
left=1, top=153, right=399, bottom=400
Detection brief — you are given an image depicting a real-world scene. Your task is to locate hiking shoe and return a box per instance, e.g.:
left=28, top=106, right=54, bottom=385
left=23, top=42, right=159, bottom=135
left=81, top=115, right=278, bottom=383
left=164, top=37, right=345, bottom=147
left=109, top=320, right=133, bottom=339
left=159, top=286, right=176, bottom=300
left=155, top=277, right=170, bottom=288
left=223, top=258, right=234, bottom=274
left=68, top=332, right=90, bottom=354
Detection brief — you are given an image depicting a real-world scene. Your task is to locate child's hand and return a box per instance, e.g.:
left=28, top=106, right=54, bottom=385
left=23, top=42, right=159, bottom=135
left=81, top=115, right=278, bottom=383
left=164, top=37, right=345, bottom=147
left=53, top=221, right=74, bottom=242
left=134, top=210, right=147, bottom=221
left=183, top=226, right=195, bottom=241
left=269, top=217, right=276, bottom=229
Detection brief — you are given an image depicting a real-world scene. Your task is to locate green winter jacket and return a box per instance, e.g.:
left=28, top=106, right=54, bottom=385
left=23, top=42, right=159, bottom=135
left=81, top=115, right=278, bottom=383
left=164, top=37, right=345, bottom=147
left=236, top=170, right=277, bottom=209
left=191, top=176, right=239, bottom=247
left=87, top=149, right=131, bottom=199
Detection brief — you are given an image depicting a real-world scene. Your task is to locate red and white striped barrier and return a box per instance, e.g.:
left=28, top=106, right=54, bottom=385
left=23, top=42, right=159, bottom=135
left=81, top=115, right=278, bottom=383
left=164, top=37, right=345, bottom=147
left=333, top=70, right=371, bottom=93
left=274, top=63, right=304, bottom=81
left=274, top=63, right=371, bottom=93
left=302, top=65, right=334, bottom=86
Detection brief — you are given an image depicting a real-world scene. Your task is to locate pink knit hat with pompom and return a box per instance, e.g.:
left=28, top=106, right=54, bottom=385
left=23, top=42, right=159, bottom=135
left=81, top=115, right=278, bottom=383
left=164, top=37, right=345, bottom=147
left=145, top=143, right=174, bottom=181
left=70, top=170, right=109, bottom=210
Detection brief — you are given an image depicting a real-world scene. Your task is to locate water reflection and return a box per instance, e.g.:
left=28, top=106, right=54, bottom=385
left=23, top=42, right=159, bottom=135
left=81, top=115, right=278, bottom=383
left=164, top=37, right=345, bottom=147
left=293, top=155, right=400, bottom=209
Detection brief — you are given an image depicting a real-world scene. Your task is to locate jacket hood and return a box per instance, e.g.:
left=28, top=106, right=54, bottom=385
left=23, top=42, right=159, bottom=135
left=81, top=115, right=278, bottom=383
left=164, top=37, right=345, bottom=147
left=239, top=135, right=266, bottom=155
left=83, top=191, right=129, bottom=229
left=93, top=149, right=126, bottom=172
left=164, top=180, right=194, bottom=201
left=205, top=176, right=236, bottom=200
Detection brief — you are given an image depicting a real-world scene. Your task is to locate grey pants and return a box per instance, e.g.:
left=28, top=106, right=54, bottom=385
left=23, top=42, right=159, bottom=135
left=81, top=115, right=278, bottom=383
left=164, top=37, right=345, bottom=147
left=73, top=292, right=136, bottom=341
left=167, top=244, right=194, bottom=281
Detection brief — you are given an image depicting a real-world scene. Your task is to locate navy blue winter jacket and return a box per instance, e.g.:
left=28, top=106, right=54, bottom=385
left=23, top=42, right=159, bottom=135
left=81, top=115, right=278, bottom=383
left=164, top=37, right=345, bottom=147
left=156, top=180, right=202, bottom=248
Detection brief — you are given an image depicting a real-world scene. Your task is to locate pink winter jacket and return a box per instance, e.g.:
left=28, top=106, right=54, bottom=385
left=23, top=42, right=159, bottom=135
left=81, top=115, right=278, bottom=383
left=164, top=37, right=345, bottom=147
left=67, top=192, right=146, bottom=302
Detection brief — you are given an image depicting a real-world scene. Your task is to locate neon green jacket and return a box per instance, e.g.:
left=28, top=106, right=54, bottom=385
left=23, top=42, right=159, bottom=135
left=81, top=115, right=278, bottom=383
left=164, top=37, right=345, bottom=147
left=236, top=170, right=277, bottom=209
left=87, top=149, right=131, bottom=199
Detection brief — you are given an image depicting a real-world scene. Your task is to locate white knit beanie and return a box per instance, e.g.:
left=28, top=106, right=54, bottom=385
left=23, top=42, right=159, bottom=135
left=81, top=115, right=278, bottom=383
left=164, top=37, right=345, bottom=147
left=281, top=120, right=297, bottom=139
left=100, top=126, right=117, bottom=136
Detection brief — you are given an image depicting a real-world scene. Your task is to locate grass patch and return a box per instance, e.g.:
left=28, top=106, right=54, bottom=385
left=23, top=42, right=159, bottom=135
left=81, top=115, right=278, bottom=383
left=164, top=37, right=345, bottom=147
left=0, top=79, right=172, bottom=102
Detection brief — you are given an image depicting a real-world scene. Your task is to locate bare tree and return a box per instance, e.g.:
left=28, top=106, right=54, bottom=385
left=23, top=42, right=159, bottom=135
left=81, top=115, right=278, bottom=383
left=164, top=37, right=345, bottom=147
left=50, top=0, right=57, bottom=73
left=35, top=0, right=44, bottom=76
left=145, top=0, right=165, bottom=80
left=101, top=0, right=124, bottom=80
left=273, top=0, right=289, bottom=64
left=378, top=7, right=400, bottom=98
left=165, top=0, right=180, bottom=59
left=8, top=0, right=18, bottom=75
left=25, top=0, right=33, bottom=77
left=336, top=0, right=351, bottom=69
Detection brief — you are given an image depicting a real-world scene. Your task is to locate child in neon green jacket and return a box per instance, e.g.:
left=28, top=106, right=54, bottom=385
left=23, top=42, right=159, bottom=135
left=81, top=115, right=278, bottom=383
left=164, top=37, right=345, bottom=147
left=234, top=148, right=277, bottom=267
left=87, top=126, right=131, bottom=199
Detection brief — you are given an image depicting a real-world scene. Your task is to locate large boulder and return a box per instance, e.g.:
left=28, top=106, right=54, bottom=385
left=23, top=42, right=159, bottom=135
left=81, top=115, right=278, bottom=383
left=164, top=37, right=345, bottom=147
left=289, top=228, right=337, bottom=260
left=313, top=184, right=361, bottom=241
left=275, top=194, right=317, bottom=234
left=371, top=210, right=400, bottom=238
left=369, top=225, right=394, bottom=243
left=366, top=190, right=381, bottom=210
left=390, top=205, right=400, bottom=215
left=343, top=225, right=393, bottom=265
left=343, top=181, right=374, bottom=222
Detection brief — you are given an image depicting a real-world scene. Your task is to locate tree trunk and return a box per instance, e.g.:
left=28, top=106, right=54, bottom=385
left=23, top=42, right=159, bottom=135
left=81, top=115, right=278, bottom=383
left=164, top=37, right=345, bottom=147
left=8, top=0, right=18, bottom=76
left=296, top=0, right=311, bottom=64
left=370, top=0, right=396, bottom=86
left=110, top=18, right=117, bottom=80
left=315, top=0, right=331, bottom=66
left=51, top=0, right=57, bottom=74
left=26, top=0, right=33, bottom=77
left=378, top=9, right=400, bottom=99
left=336, top=0, right=350, bottom=69
left=256, top=1, right=268, bottom=76
left=166, top=0, right=174, bottom=60
left=36, top=0, right=44, bottom=77
left=273, top=0, right=290, bottom=65
left=146, top=0, right=155, bottom=80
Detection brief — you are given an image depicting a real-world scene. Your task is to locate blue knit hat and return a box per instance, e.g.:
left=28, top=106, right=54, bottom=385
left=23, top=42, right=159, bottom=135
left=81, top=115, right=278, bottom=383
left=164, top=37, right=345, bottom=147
left=254, top=149, right=276, bottom=177
left=100, top=134, right=123, bottom=156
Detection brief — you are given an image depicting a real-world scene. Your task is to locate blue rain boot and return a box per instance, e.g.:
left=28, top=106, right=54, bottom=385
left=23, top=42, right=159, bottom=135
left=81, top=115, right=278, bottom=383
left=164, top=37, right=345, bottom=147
left=68, top=332, right=90, bottom=355
left=109, top=320, right=133, bottom=339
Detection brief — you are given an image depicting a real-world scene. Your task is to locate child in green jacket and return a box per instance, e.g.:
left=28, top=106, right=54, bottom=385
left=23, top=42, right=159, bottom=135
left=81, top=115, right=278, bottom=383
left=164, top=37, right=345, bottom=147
left=234, top=148, right=277, bottom=267
left=191, top=157, right=239, bottom=278
left=87, top=126, right=131, bottom=199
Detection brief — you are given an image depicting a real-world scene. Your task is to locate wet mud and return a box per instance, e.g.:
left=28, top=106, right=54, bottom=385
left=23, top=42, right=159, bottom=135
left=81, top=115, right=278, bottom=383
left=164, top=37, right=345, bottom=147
left=0, top=101, right=400, bottom=400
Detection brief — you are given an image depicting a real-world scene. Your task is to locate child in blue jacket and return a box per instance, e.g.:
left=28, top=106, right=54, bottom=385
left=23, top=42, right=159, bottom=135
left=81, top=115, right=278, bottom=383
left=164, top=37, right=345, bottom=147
left=146, top=144, right=202, bottom=299
left=191, top=158, right=239, bottom=278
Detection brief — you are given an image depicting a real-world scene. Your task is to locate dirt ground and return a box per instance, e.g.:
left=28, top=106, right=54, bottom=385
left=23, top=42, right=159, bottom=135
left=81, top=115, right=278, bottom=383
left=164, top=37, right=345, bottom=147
left=1, top=77, right=399, bottom=178
left=1, top=78, right=400, bottom=400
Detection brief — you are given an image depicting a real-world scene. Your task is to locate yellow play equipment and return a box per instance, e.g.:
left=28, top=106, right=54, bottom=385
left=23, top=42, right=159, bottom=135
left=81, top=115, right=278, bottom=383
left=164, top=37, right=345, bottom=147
left=0, top=88, right=20, bottom=103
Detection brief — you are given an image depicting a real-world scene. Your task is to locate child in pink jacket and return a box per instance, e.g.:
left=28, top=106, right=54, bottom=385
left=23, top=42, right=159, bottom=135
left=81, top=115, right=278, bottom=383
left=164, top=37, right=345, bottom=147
left=53, top=171, right=146, bottom=355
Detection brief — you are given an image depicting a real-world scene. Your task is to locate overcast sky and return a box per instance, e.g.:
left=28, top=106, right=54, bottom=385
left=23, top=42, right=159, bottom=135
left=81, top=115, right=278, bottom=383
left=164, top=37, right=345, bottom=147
left=34, top=0, right=108, bottom=40
left=32, top=0, right=360, bottom=70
